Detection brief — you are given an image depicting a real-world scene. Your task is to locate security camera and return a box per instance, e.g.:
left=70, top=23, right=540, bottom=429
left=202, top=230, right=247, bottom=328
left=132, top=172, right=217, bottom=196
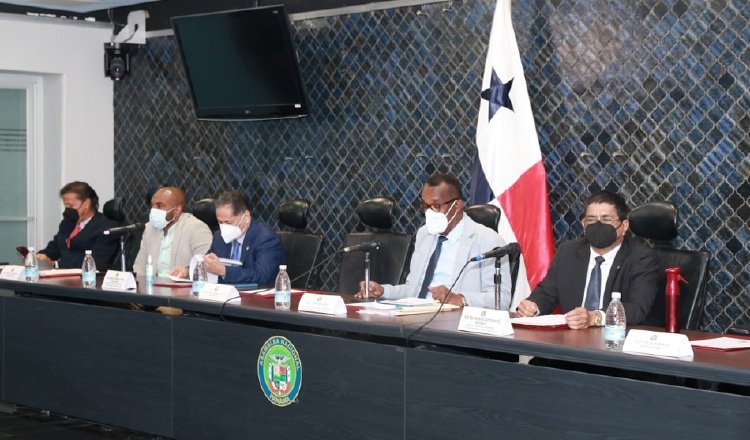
left=104, top=43, right=135, bottom=81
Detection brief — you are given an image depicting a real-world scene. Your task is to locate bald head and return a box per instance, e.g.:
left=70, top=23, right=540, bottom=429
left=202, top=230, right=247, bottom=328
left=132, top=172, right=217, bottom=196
left=151, top=187, right=185, bottom=229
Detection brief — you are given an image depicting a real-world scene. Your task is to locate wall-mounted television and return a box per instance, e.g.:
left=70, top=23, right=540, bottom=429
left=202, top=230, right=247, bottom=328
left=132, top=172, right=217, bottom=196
left=171, top=6, right=308, bottom=121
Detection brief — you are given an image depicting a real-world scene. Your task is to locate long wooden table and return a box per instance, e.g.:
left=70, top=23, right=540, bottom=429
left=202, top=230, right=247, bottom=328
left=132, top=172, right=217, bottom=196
left=0, top=276, right=748, bottom=439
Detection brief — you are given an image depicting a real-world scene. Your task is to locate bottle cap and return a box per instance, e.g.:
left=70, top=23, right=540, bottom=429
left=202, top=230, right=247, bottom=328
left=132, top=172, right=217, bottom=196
left=279, top=265, right=287, bottom=270
left=28, top=246, right=35, bottom=251
left=147, top=254, right=153, bottom=263
left=612, top=291, right=621, bottom=300
left=85, top=250, right=92, bottom=255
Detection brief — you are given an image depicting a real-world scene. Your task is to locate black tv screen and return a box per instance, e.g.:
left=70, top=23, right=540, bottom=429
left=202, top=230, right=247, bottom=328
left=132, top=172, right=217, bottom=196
left=171, top=6, right=308, bottom=121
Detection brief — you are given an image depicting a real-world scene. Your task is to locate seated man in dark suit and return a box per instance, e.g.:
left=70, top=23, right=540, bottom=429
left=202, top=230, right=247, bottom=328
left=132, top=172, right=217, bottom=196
left=37, top=181, right=119, bottom=269
left=516, top=190, right=659, bottom=329
left=203, top=191, right=284, bottom=285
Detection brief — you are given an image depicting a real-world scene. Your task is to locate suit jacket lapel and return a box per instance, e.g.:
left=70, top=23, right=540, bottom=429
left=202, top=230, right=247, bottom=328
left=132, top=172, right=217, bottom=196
left=603, top=236, right=629, bottom=306
left=572, top=241, right=591, bottom=304
left=451, top=219, right=475, bottom=282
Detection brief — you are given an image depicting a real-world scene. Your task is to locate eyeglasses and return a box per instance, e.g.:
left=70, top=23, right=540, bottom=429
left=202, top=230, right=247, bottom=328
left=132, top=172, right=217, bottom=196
left=582, top=215, right=621, bottom=226
left=421, top=197, right=459, bottom=212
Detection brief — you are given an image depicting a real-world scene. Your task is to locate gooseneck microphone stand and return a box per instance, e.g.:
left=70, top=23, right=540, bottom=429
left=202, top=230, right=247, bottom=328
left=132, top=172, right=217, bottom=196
left=494, top=258, right=503, bottom=310
left=363, top=251, right=371, bottom=301
left=119, top=235, right=127, bottom=272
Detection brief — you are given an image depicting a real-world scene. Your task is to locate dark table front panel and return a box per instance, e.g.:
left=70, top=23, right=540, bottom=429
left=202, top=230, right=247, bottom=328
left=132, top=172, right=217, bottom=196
left=173, top=316, right=404, bottom=440
left=405, top=348, right=750, bottom=440
left=3, top=296, right=173, bottom=437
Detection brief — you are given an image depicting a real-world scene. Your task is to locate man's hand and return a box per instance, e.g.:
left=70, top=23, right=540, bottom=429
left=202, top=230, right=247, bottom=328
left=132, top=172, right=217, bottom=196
left=36, top=253, right=53, bottom=266
left=515, top=299, right=539, bottom=317
left=170, top=266, right=189, bottom=278
left=354, top=281, right=384, bottom=299
left=428, top=285, right=465, bottom=307
left=564, top=307, right=597, bottom=330
left=203, top=253, right=226, bottom=276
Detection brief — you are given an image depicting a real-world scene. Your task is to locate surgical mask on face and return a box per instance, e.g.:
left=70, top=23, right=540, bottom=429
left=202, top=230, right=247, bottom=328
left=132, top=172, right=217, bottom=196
left=424, top=200, right=458, bottom=235
left=584, top=221, right=619, bottom=248
left=63, top=207, right=79, bottom=223
left=220, top=212, right=245, bottom=244
left=149, top=207, right=175, bottom=230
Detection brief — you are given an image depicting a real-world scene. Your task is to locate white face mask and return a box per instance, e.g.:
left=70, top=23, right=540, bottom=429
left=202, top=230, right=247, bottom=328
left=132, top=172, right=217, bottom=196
left=149, top=207, right=175, bottom=230
left=220, top=212, right=245, bottom=244
left=424, top=200, right=458, bottom=235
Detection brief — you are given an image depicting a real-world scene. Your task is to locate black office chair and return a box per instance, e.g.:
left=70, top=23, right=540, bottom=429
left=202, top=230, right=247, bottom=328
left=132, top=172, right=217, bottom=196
left=337, top=197, right=413, bottom=294
left=465, top=203, right=521, bottom=300
left=192, top=198, right=219, bottom=233
left=276, top=199, right=323, bottom=288
left=103, top=197, right=137, bottom=271
left=629, top=201, right=710, bottom=330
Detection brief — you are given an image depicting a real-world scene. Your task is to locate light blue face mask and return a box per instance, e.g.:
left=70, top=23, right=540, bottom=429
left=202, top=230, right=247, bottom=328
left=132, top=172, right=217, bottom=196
left=149, top=207, right=175, bottom=230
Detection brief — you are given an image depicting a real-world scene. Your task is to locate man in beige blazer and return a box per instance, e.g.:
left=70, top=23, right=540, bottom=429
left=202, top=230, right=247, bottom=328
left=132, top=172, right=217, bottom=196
left=133, top=187, right=212, bottom=277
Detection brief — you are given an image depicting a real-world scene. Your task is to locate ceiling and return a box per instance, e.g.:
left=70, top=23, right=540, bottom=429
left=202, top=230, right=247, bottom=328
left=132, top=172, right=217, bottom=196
left=0, top=0, right=159, bottom=13
left=0, top=0, right=425, bottom=30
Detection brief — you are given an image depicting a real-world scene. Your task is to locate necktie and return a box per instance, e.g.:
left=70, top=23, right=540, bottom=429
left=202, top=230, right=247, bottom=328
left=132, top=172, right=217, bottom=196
left=418, top=236, right=447, bottom=299
left=66, top=223, right=82, bottom=249
left=584, top=255, right=605, bottom=311
left=230, top=241, right=241, bottom=261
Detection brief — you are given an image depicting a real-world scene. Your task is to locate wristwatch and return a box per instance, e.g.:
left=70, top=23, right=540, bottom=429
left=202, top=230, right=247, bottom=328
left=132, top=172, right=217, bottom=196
left=592, top=312, right=603, bottom=327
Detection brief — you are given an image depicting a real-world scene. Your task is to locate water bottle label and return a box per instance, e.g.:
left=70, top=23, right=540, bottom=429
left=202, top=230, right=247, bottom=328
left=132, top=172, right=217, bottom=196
left=25, top=267, right=38, bottom=280
left=604, top=325, right=626, bottom=341
left=192, top=280, right=205, bottom=294
left=82, top=271, right=96, bottom=284
left=275, top=290, right=291, bottom=302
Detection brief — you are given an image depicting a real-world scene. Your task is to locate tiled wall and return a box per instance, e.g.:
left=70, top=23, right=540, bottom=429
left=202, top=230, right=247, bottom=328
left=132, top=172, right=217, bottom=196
left=114, top=0, right=749, bottom=332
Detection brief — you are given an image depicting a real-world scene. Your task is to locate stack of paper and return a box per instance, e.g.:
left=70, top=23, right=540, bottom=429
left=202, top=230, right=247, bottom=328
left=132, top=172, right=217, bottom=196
left=357, top=298, right=459, bottom=316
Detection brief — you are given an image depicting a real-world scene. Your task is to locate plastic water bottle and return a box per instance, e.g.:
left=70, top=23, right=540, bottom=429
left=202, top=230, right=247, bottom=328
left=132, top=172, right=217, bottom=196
left=274, top=265, right=291, bottom=310
left=145, top=254, right=154, bottom=286
left=604, top=291, right=627, bottom=349
left=192, top=256, right=206, bottom=295
left=82, top=250, right=97, bottom=288
left=24, top=246, right=39, bottom=282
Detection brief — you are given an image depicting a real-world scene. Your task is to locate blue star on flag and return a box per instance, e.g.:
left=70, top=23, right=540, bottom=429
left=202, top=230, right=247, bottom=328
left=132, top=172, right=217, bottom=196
left=480, top=69, right=513, bottom=121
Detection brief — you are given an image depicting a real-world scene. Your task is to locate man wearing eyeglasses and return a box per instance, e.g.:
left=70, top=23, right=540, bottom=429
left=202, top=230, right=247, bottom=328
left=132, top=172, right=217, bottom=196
left=515, top=190, right=659, bottom=329
left=355, top=173, right=512, bottom=309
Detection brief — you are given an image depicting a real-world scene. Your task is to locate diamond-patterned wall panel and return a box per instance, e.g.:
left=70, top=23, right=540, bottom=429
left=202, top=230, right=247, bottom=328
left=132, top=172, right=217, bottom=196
left=114, top=0, right=749, bottom=332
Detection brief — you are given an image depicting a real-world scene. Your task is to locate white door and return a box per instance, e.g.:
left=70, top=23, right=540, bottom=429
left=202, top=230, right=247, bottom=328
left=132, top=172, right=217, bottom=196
left=0, top=75, right=39, bottom=264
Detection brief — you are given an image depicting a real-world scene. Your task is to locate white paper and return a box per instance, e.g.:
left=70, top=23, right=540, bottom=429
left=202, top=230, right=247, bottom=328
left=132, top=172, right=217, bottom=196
left=458, top=307, right=514, bottom=337
left=167, top=275, right=192, bottom=283
left=690, top=337, right=750, bottom=350
left=510, top=314, right=567, bottom=327
left=379, top=298, right=438, bottom=306
left=298, top=293, right=347, bottom=315
left=241, top=288, right=303, bottom=297
left=101, top=270, right=137, bottom=291
left=219, top=257, right=242, bottom=267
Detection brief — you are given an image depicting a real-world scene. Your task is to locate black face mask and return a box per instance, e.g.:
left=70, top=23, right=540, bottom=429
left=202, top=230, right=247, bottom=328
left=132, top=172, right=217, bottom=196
left=63, top=207, right=79, bottom=223
left=584, top=222, right=618, bottom=248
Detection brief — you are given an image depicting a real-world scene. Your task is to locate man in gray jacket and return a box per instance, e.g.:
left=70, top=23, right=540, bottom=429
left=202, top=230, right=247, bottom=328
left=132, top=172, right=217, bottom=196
left=355, top=173, right=511, bottom=309
left=133, top=187, right=212, bottom=277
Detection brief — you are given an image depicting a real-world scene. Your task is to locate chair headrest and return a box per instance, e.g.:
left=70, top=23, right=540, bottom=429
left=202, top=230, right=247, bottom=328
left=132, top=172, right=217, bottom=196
left=192, top=198, right=218, bottom=230
left=103, top=197, right=127, bottom=223
left=464, top=204, right=502, bottom=231
left=357, top=197, right=395, bottom=230
left=628, top=201, right=678, bottom=241
left=279, top=199, right=310, bottom=230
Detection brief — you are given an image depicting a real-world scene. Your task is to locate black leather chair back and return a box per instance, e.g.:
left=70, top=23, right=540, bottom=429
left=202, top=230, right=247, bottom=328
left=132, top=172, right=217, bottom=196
left=192, top=198, right=219, bottom=233
left=629, top=201, right=710, bottom=330
left=464, top=203, right=520, bottom=300
left=337, top=197, right=412, bottom=294
left=102, top=197, right=137, bottom=271
left=277, top=199, right=323, bottom=288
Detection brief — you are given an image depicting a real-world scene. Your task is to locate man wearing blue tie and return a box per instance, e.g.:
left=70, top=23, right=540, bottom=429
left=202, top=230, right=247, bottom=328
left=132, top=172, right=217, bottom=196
left=203, top=191, right=284, bottom=285
left=515, top=191, right=659, bottom=329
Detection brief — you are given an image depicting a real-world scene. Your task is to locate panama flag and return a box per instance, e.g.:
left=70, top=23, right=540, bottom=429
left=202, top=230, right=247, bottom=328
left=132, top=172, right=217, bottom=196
left=470, top=0, right=555, bottom=310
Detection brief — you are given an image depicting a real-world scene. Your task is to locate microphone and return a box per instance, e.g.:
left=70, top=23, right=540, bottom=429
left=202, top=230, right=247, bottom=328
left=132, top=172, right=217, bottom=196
left=103, top=223, right=145, bottom=236
left=469, top=242, right=521, bottom=262
left=341, top=241, right=382, bottom=253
